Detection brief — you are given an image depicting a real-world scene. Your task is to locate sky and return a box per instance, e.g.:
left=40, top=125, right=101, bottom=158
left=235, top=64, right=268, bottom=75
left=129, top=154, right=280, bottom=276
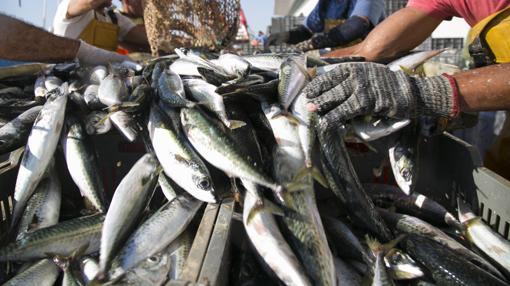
left=0, top=0, right=275, bottom=35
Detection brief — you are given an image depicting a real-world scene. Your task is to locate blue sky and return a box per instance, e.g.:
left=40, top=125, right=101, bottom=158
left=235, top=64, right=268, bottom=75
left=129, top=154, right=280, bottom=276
left=0, top=0, right=275, bottom=35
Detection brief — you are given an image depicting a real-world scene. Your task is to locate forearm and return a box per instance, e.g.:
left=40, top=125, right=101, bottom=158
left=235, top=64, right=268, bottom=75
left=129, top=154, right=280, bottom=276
left=324, top=7, right=441, bottom=61
left=67, top=0, right=107, bottom=18
left=455, top=63, right=510, bottom=112
left=0, top=14, right=79, bottom=62
left=325, top=16, right=371, bottom=47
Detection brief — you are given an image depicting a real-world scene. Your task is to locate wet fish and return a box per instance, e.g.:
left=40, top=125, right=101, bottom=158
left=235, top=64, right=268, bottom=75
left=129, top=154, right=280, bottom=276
left=213, top=53, right=251, bottom=78
left=379, top=209, right=504, bottom=279
left=1, top=258, right=60, bottom=286
left=243, top=181, right=312, bottom=286
left=333, top=258, right=361, bottom=286
left=79, top=256, right=100, bottom=284
left=184, top=78, right=246, bottom=129
left=364, top=183, right=462, bottom=229
left=458, top=199, right=510, bottom=273
left=83, top=84, right=106, bottom=110
left=158, top=69, right=196, bottom=108
left=34, top=75, right=47, bottom=100
left=349, top=117, right=411, bottom=142
left=278, top=55, right=309, bottom=111
left=180, top=107, right=282, bottom=193
left=84, top=110, right=112, bottom=135
left=13, top=87, right=68, bottom=226
left=322, top=216, right=371, bottom=264
left=62, top=114, right=106, bottom=213
left=89, top=65, right=108, bottom=84
left=113, top=191, right=202, bottom=274
left=17, top=161, right=61, bottom=240
left=99, top=154, right=159, bottom=274
left=290, top=92, right=316, bottom=168
left=0, top=213, right=104, bottom=261
left=98, top=70, right=128, bottom=107
left=403, top=234, right=508, bottom=286
left=109, top=110, right=139, bottom=142
left=367, top=237, right=396, bottom=286
left=44, top=76, right=62, bottom=91
left=167, top=230, right=192, bottom=280
left=148, top=104, right=217, bottom=203
left=388, top=50, right=445, bottom=72
left=243, top=54, right=287, bottom=72
left=318, top=128, right=392, bottom=241
left=0, top=105, right=41, bottom=155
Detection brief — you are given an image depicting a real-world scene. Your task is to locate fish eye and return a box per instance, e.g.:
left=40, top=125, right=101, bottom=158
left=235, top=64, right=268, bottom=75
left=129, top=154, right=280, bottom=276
left=199, top=179, right=210, bottom=190
left=147, top=256, right=159, bottom=263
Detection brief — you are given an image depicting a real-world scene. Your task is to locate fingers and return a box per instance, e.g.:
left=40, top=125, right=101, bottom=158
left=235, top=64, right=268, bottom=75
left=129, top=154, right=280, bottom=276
left=307, top=81, right=353, bottom=114
left=319, top=90, right=371, bottom=127
left=302, top=63, right=353, bottom=100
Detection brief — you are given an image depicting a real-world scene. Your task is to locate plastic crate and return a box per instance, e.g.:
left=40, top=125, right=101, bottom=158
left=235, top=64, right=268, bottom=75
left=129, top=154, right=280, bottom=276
left=350, top=132, right=510, bottom=240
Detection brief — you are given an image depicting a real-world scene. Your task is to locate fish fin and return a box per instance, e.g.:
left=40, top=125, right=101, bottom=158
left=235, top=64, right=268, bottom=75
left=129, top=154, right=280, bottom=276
left=307, top=67, right=317, bottom=78
left=399, top=65, right=416, bottom=75
left=96, top=110, right=115, bottom=126
left=227, top=120, right=246, bottom=129
left=285, top=181, right=309, bottom=192
left=457, top=198, right=477, bottom=224
left=311, top=167, right=329, bottom=188
left=48, top=242, right=89, bottom=269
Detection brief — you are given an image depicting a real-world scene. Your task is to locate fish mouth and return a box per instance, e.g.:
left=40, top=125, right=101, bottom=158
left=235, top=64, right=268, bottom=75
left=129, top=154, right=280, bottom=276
left=189, top=189, right=217, bottom=203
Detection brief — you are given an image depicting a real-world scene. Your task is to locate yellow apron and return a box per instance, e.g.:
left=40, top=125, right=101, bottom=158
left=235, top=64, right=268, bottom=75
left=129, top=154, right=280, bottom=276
left=467, top=7, right=510, bottom=67
left=79, top=11, right=119, bottom=52
left=465, top=8, right=510, bottom=180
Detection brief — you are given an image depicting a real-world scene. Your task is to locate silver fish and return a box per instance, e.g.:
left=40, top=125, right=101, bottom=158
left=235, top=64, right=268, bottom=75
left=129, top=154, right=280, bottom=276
left=350, top=117, right=411, bottom=142
left=0, top=105, right=42, bottom=155
left=243, top=54, right=287, bottom=72
left=110, top=110, right=139, bottom=142
left=213, top=53, right=251, bottom=78
left=1, top=258, right=60, bottom=286
left=89, top=65, right=108, bottom=84
left=243, top=181, right=311, bottom=286
left=84, top=110, right=112, bottom=135
left=148, top=105, right=216, bottom=203
left=13, top=87, right=68, bottom=226
left=34, top=75, right=47, bottom=100
left=278, top=55, right=309, bottom=111
left=158, top=69, right=196, bottom=108
left=83, top=84, right=106, bottom=110
left=167, top=230, right=192, bottom=280
left=62, top=114, right=106, bottom=213
left=98, top=72, right=128, bottom=107
left=44, top=76, right=62, bottom=92
left=99, top=154, right=159, bottom=273
left=184, top=78, right=246, bottom=129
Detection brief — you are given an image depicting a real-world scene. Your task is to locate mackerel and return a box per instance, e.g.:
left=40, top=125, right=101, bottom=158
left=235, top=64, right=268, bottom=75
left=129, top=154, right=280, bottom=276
left=0, top=213, right=104, bottom=261
left=0, top=105, right=42, bottom=155
left=278, top=55, right=309, bottom=111
left=62, top=114, right=106, bottom=213
left=1, top=258, right=60, bottom=286
left=99, top=154, right=160, bottom=273
left=13, top=86, right=68, bottom=226
left=148, top=104, right=217, bottom=203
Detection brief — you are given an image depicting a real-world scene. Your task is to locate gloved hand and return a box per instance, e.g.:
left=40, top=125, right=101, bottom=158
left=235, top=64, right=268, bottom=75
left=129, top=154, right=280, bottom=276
left=303, top=62, right=459, bottom=131
left=293, top=34, right=332, bottom=52
left=268, top=25, right=313, bottom=45
left=75, top=40, right=132, bottom=67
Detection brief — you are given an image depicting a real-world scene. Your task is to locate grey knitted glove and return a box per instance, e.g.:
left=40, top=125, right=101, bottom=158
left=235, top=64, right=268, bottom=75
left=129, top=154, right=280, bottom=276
left=303, top=62, right=458, bottom=131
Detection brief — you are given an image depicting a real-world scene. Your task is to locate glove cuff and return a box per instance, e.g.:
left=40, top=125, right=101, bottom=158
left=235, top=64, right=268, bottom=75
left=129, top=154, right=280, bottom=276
left=288, top=25, right=313, bottom=44
left=413, top=75, right=457, bottom=118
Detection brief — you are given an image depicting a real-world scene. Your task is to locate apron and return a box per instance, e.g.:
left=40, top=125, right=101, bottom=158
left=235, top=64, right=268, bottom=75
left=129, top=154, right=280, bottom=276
left=466, top=8, right=510, bottom=179
left=79, top=10, right=120, bottom=52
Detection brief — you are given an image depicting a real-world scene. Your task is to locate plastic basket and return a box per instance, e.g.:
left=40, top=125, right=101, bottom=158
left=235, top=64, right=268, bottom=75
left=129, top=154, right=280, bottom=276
left=143, top=0, right=241, bottom=56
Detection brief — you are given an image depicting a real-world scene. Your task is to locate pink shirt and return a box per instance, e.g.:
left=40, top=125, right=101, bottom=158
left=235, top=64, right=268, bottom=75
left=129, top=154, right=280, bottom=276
left=407, top=0, right=510, bottom=26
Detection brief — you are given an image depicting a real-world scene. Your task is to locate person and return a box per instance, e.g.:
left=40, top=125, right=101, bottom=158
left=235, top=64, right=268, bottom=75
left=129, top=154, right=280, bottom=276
left=119, top=0, right=144, bottom=25
left=255, top=31, right=270, bottom=52
left=268, top=0, right=385, bottom=51
left=0, top=13, right=133, bottom=66
left=53, top=0, right=149, bottom=53
left=303, top=0, right=510, bottom=178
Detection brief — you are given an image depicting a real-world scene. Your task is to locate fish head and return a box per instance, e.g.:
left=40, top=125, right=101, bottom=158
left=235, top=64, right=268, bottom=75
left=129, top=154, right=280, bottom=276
left=191, top=174, right=217, bottom=203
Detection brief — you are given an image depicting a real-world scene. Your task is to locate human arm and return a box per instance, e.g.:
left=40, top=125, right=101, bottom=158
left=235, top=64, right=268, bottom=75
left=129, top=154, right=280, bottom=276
left=303, top=62, right=510, bottom=131
left=66, top=0, right=112, bottom=18
left=0, top=14, right=130, bottom=65
left=324, top=7, right=442, bottom=60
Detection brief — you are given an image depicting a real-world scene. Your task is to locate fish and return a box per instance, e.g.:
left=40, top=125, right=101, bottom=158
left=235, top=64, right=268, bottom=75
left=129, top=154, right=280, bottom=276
left=109, top=110, right=139, bottom=142
left=83, top=84, right=106, bottom=110
left=79, top=256, right=100, bottom=284
left=333, top=258, right=362, bottom=286
left=272, top=146, right=336, bottom=286
left=0, top=213, right=104, bottom=261
left=184, top=78, right=246, bottom=129
left=151, top=62, right=165, bottom=90
left=349, top=117, right=411, bottom=142
left=290, top=92, right=317, bottom=168
left=364, top=183, right=462, bottom=230
left=169, top=58, right=203, bottom=77
left=148, top=104, right=217, bottom=203
left=243, top=54, right=288, bottom=72
left=62, top=114, right=106, bottom=213
left=379, top=209, right=505, bottom=279
left=44, top=76, right=62, bottom=92
left=98, top=69, right=128, bottom=107
left=158, top=173, right=177, bottom=201
left=180, top=107, right=282, bottom=194
left=89, top=65, right=108, bottom=84
left=387, top=50, right=445, bottom=73
left=16, top=161, right=61, bottom=240
left=366, top=237, right=396, bottom=286
left=84, top=110, right=112, bottom=135
left=458, top=199, right=510, bottom=274
left=166, top=230, right=192, bottom=280
left=99, top=154, right=159, bottom=274
left=278, top=55, right=309, bottom=111
left=318, top=128, right=392, bottom=241
left=0, top=105, right=41, bottom=155
left=243, top=181, right=312, bottom=286
left=158, top=69, right=196, bottom=108
left=34, top=75, right=47, bottom=100
left=322, top=216, right=371, bottom=264
left=213, top=53, right=251, bottom=78
left=113, top=191, right=202, bottom=274
left=12, top=86, right=68, bottom=226
left=403, top=234, right=508, bottom=286
left=385, top=248, right=424, bottom=280
left=1, top=258, right=60, bottom=286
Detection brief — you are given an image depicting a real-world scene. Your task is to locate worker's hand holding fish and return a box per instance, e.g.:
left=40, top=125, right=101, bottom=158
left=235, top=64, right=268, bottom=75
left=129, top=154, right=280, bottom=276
left=303, top=62, right=459, bottom=131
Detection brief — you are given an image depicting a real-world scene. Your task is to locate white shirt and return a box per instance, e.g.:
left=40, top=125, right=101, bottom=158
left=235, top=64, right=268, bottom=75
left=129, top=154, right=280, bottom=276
left=53, top=0, right=136, bottom=41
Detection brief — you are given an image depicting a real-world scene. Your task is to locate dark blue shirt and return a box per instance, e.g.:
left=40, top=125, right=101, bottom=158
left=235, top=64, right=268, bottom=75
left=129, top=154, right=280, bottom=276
left=305, top=0, right=386, bottom=33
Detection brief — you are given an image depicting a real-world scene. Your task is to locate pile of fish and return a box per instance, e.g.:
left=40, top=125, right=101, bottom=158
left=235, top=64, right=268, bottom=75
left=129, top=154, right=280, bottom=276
left=0, top=48, right=508, bottom=286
